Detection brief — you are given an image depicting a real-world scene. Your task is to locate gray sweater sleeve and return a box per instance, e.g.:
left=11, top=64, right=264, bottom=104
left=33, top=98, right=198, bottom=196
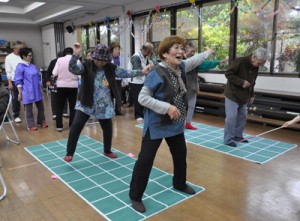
left=138, top=86, right=170, bottom=115
left=183, top=51, right=209, bottom=73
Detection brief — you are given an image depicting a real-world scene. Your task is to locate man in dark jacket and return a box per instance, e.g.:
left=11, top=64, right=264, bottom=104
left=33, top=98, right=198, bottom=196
left=45, top=51, right=68, bottom=119
left=224, top=47, right=268, bottom=147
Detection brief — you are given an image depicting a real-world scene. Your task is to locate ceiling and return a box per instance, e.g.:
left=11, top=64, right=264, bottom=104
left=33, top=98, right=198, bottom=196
left=0, top=0, right=140, bottom=25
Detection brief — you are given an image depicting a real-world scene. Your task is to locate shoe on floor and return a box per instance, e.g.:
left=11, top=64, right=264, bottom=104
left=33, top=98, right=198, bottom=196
left=63, top=114, right=69, bottom=118
left=175, top=185, right=196, bottom=195
left=185, top=122, right=198, bottom=130
left=226, top=142, right=237, bottom=147
left=52, top=115, right=56, bottom=120
left=38, top=122, right=48, bottom=128
left=56, top=128, right=63, bottom=132
left=103, top=152, right=118, bottom=158
left=115, top=111, right=124, bottom=116
left=29, top=126, right=38, bottom=131
left=64, top=155, right=73, bottom=162
left=15, top=117, right=21, bottom=123
left=238, top=138, right=248, bottom=143
left=131, top=199, right=146, bottom=213
left=136, top=117, right=143, bottom=121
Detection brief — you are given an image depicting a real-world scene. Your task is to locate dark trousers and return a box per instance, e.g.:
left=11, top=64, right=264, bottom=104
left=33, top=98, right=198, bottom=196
left=56, top=88, right=77, bottom=128
left=129, top=83, right=144, bottom=119
left=24, top=100, right=45, bottom=128
left=11, top=81, right=20, bottom=119
left=66, top=110, right=113, bottom=156
left=121, top=85, right=130, bottom=104
left=129, top=130, right=187, bottom=201
left=115, top=79, right=122, bottom=112
left=50, top=91, right=68, bottom=116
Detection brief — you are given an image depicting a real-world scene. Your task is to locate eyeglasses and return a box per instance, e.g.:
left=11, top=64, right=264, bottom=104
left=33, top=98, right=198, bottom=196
left=170, top=44, right=185, bottom=52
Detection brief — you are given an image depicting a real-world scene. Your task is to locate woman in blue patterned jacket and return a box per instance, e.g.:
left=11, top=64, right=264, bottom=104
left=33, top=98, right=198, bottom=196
left=64, top=43, right=151, bottom=162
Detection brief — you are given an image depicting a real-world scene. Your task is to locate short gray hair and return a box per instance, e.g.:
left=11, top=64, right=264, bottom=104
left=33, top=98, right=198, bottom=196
left=252, top=47, right=268, bottom=61
left=12, top=41, right=23, bottom=48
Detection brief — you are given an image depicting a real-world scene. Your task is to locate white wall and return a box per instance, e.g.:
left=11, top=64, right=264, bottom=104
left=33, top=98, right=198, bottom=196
left=41, top=24, right=56, bottom=68
left=64, top=25, right=77, bottom=48
left=0, top=23, right=44, bottom=68
left=200, top=73, right=300, bottom=94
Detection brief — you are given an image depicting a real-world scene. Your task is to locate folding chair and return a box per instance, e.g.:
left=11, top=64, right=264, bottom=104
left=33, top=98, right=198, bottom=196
left=0, top=160, right=6, bottom=201
left=0, top=93, right=20, bottom=145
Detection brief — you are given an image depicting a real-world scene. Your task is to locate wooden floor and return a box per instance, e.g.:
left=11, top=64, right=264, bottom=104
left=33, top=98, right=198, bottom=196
left=0, top=92, right=299, bottom=221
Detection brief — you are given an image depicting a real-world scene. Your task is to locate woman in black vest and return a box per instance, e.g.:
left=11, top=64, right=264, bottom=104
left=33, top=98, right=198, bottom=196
left=64, top=43, right=151, bottom=162
left=129, top=36, right=214, bottom=213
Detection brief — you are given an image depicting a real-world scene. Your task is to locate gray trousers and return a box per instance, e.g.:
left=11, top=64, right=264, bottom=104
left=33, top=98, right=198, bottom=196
left=224, top=97, right=247, bottom=145
left=186, top=92, right=197, bottom=123
left=24, top=100, right=45, bottom=128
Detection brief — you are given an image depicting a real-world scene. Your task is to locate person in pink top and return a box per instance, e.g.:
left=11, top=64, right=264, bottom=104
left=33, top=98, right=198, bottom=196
left=52, top=47, right=78, bottom=131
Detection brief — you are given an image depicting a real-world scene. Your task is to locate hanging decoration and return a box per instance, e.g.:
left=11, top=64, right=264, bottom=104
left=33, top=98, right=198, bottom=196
left=283, top=0, right=300, bottom=11
left=237, top=0, right=275, bottom=17
left=81, top=0, right=298, bottom=39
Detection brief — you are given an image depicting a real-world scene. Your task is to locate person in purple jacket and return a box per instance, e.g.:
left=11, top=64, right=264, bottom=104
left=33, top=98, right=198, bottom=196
left=14, top=48, right=48, bottom=131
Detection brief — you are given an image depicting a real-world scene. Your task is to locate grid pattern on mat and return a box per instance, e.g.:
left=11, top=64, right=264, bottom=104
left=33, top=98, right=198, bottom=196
left=136, top=122, right=297, bottom=164
left=25, top=135, right=204, bottom=221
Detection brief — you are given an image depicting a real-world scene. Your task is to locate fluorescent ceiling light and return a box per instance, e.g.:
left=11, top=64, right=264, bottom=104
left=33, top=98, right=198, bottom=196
left=0, top=0, right=10, bottom=2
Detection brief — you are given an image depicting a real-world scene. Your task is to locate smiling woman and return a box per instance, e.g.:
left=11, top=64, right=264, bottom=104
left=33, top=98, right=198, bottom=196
left=129, top=35, right=214, bottom=213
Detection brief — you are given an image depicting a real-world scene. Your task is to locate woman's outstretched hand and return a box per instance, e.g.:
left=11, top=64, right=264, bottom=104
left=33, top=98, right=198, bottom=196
left=205, top=47, right=215, bottom=55
left=73, top=42, right=81, bottom=56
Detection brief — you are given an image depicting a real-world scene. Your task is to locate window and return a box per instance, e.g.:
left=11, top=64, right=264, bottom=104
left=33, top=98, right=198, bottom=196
left=88, top=26, right=97, bottom=48
left=129, top=0, right=299, bottom=75
left=151, top=11, right=171, bottom=64
left=201, top=1, right=231, bottom=70
left=99, top=24, right=108, bottom=45
left=237, top=1, right=274, bottom=72
left=109, top=20, right=120, bottom=43
left=151, top=11, right=171, bottom=42
left=274, top=0, right=300, bottom=73
left=176, top=6, right=199, bottom=50
left=133, top=15, right=150, bottom=53
left=81, top=27, right=87, bottom=56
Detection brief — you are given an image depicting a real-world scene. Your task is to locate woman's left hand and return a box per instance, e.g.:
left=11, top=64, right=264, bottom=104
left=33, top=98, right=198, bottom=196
left=167, top=105, right=181, bottom=120
left=73, top=42, right=81, bottom=56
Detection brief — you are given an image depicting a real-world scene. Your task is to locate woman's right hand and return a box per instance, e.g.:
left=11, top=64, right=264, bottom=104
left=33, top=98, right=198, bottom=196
left=73, top=42, right=81, bottom=56
left=17, top=93, right=22, bottom=102
left=167, top=105, right=181, bottom=120
left=205, top=47, right=215, bottom=55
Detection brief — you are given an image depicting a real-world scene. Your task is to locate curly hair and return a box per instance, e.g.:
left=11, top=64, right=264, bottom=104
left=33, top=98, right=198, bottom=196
left=158, top=36, right=185, bottom=61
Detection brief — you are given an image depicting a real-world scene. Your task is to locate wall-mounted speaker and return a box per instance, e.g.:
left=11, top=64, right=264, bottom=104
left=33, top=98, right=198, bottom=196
left=66, top=25, right=74, bottom=33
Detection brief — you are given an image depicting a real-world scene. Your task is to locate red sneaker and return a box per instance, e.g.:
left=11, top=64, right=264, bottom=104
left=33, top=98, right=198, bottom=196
left=29, top=126, right=38, bottom=131
left=185, top=123, right=198, bottom=130
left=64, top=155, right=73, bottom=162
left=38, top=122, right=48, bottom=128
left=104, top=152, right=118, bottom=158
